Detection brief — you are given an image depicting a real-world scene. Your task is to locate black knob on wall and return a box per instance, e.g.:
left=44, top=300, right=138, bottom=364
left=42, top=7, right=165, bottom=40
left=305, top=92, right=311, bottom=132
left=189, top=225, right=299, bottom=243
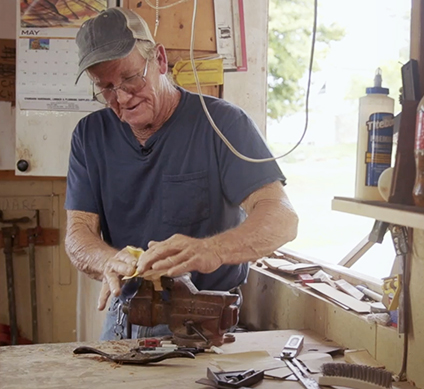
left=17, top=159, right=29, bottom=172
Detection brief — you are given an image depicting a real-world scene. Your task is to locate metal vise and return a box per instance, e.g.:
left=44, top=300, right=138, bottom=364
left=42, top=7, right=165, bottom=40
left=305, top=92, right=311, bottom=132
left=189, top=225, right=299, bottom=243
left=122, top=274, right=239, bottom=348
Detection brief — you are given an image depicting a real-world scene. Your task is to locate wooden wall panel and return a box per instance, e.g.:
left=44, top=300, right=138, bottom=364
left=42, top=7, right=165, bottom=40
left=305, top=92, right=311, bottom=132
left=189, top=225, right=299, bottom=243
left=324, top=308, right=376, bottom=355
left=0, top=181, right=77, bottom=344
left=304, top=296, right=327, bottom=336
left=223, top=0, right=269, bottom=134
left=376, top=325, right=404, bottom=375
left=240, top=268, right=308, bottom=331
left=126, top=0, right=216, bottom=52
left=0, top=103, right=15, bottom=170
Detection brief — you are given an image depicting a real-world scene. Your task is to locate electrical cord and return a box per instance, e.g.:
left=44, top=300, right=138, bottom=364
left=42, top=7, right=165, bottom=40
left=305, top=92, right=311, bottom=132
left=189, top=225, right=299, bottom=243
left=153, top=0, right=160, bottom=36
left=145, top=0, right=188, bottom=10
left=146, top=0, right=318, bottom=162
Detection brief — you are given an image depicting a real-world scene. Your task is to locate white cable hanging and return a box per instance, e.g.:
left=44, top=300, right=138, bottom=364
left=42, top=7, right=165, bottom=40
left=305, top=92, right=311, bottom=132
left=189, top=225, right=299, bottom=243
left=146, top=0, right=318, bottom=162
left=153, top=0, right=159, bottom=36
left=145, top=0, right=188, bottom=10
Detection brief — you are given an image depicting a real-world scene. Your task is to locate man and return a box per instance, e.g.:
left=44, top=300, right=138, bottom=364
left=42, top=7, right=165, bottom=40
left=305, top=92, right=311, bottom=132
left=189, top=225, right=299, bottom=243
left=65, top=7, right=298, bottom=340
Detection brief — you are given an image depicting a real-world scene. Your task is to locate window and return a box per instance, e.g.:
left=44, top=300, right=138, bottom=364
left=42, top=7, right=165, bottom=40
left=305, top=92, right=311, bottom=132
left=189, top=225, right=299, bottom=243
left=267, top=0, right=411, bottom=280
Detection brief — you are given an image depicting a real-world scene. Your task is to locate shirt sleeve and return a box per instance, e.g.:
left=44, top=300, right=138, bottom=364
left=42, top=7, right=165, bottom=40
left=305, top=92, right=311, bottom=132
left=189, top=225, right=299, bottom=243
left=65, top=125, right=99, bottom=214
left=216, top=109, right=286, bottom=206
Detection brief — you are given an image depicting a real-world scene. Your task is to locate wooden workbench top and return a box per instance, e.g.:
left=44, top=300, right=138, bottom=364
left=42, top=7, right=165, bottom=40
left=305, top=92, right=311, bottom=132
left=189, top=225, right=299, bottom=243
left=0, top=330, right=345, bottom=389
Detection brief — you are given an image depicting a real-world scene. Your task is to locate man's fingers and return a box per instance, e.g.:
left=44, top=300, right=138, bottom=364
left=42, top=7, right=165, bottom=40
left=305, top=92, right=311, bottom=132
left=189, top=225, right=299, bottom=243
left=114, top=250, right=139, bottom=267
left=105, top=271, right=121, bottom=297
left=107, top=258, right=135, bottom=276
left=136, top=247, right=179, bottom=274
left=147, top=240, right=158, bottom=248
left=151, top=250, right=188, bottom=271
left=167, top=260, right=192, bottom=277
left=97, top=278, right=111, bottom=311
left=108, top=248, right=142, bottom=277
left=98, top=247, right=143, bottom=311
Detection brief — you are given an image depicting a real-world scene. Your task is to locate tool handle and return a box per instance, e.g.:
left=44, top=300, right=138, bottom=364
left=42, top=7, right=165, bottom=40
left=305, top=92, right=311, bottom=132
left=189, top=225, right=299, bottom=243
left=73, top=346, right=113, bottom=359
left=280, top=335, right=304, bottom=358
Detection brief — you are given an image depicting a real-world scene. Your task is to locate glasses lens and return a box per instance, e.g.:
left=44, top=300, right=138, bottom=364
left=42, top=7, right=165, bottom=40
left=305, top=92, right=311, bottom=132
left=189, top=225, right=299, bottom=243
left=92, top=71, right=147, bottom=104
left=121, top=75, right=146, bottom=95
left=94, top=92, right=107, bottom=105
left=92, top=84, right=108, bottom=105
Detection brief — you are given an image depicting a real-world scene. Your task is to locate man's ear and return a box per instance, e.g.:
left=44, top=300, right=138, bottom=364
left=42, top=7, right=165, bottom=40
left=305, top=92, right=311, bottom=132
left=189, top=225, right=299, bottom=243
left=156, top=44, right=168, bottom=75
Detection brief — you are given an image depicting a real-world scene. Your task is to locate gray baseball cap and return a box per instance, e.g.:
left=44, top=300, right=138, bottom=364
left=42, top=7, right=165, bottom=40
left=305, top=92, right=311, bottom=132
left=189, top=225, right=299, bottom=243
left=75, top=8, right=155, bottom=84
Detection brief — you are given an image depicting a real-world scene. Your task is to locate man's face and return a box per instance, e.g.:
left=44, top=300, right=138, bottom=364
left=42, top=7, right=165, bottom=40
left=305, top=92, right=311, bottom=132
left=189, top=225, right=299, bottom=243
left=88, top=49, right=158, bottom=130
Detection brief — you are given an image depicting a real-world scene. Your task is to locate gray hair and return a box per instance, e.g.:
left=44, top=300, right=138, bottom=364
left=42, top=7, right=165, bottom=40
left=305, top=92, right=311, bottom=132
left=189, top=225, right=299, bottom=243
left=135, top=39, right=176, bottom=86
left=135, top=40, right=156, bottom=60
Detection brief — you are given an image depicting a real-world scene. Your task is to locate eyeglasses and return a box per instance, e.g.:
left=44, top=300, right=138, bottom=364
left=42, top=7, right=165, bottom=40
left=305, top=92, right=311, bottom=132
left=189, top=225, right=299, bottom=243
left=93, top=60, right=149, bottom=105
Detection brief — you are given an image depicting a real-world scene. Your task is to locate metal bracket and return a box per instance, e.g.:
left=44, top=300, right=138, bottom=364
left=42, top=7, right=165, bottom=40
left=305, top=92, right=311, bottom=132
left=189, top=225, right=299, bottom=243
left=338, top=220, right=389, bottom=268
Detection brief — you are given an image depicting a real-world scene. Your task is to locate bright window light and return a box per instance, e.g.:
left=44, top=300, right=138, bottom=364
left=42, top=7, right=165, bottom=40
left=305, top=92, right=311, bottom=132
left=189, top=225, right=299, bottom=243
left=267, top=0, right=411, bottom=280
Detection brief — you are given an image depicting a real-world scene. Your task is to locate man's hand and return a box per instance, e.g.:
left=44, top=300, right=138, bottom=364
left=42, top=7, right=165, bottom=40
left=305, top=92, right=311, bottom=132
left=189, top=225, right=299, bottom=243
left=136, top=234, right=224, bottom=277
left=97, top=248, right=138, bottom=310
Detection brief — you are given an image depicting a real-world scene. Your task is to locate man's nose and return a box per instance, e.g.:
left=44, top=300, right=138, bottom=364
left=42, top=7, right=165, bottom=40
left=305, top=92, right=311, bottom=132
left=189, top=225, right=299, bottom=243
left=115, top=88, right=133, bottom=104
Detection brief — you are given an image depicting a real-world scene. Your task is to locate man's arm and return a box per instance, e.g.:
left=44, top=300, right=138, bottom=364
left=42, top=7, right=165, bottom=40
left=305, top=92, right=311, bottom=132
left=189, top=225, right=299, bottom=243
left=136, top=181, right=298, bottom=276
left=65, top=210, right=113, bottom=279
left=65, top=210, right=137, bottom=309
left=211, top=180, right=298, bottom=265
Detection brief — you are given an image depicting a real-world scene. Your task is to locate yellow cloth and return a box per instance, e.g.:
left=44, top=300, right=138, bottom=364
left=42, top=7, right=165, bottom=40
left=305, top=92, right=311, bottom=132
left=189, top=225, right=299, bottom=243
left=121, top=245, right=166, bottom=291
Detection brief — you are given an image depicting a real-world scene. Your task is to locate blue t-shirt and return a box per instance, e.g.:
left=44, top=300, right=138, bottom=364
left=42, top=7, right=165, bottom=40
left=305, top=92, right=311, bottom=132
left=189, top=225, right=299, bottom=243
left=65, top=88, right=286, bottom=291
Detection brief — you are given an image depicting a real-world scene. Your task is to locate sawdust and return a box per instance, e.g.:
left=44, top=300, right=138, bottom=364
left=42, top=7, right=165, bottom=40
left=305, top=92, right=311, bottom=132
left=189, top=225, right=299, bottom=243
left=107, top=340, right=125, bottom=345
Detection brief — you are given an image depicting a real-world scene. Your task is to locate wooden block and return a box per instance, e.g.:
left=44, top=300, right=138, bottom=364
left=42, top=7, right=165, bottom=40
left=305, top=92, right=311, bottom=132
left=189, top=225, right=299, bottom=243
left=389, top=100, right=419, bottom=205
left=335, top=279, right=365, bottom=301
left=298, top=274, right=315, bottom=286
left=262, top=257, right=294, bottom=270
left=309, top=283, right=371, bottom=313
left=263, top=257, right=321, bottom=275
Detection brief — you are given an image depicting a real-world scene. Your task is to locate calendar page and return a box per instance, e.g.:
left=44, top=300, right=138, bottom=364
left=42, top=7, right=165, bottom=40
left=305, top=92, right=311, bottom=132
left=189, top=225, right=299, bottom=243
left=17, top=0, right=107, bottom=112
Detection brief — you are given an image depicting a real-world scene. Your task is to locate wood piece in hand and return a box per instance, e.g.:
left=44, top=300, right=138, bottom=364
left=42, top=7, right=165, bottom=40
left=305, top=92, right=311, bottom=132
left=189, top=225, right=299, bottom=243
left=121, top=245, right=167, bottom=290
left=121, top=245, right=144, bottom=280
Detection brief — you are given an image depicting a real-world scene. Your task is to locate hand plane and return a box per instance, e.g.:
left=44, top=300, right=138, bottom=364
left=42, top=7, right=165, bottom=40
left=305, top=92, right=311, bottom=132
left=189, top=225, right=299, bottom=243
left=122, top=274, right=239, bottom=348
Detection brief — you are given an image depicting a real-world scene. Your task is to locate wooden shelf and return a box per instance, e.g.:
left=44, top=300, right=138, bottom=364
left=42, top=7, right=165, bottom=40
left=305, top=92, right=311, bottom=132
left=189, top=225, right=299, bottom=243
left=332, top=197, right=424, bottom=230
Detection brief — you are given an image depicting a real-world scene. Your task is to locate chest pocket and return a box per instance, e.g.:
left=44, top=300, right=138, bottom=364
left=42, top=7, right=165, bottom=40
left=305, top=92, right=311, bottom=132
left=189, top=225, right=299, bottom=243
left=162, top=171, right=210, bottom=226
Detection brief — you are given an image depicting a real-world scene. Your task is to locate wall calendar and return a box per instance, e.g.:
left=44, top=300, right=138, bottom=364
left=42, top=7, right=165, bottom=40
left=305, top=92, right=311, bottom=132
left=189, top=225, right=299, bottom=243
left=17, top=0, right=107, bottom=112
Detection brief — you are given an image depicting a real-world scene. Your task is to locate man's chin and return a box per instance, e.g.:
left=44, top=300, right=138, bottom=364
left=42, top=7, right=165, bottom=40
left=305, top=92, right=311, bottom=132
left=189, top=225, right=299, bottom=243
left=115, top=109, right=150, bottom=130
left=124, top=118, right=152, bottom=131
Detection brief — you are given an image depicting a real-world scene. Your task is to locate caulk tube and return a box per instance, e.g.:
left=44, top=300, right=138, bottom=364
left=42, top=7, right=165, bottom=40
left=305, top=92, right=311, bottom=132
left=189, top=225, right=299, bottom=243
left=356, top=285, right=383, bottom=302
left=355, top=68, right=395, bottom=201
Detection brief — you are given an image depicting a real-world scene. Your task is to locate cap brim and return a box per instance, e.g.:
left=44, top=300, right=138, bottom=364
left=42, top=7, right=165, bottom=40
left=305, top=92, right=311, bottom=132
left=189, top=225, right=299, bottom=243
left=75, top=39, right=136, bottom=84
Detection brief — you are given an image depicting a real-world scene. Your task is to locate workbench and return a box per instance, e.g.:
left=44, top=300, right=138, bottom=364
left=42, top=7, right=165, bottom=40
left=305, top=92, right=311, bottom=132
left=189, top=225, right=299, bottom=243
left=0, top=330, right=364, bottom=389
